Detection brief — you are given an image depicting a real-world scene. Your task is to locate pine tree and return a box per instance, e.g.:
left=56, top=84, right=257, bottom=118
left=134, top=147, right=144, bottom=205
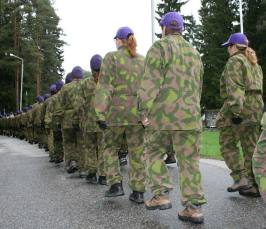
left=242, top=0, right=266, bottom=101
left=0, top=0, right=65, bottom=113
left=198, top=0, right=239, bottom=109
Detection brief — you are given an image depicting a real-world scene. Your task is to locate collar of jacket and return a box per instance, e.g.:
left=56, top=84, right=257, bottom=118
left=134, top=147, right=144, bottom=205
left=231, top=50, right=242, bottom=57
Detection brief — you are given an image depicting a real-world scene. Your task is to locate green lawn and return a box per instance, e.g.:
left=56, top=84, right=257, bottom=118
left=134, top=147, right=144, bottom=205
left=201, top=131, right=223, bottom=160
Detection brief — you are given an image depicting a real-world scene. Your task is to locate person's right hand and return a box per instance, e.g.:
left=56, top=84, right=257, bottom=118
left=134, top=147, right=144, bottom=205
left=97, top=120, right=107, bottom=130
left=72, top=123, right=80, bottom=132
left=231, top=116, right=243, bottom=125
left=56, top=124, right=62, bottom=132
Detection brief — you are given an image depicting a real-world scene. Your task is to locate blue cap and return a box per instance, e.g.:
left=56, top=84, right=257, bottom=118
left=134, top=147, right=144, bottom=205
left=90, top=54, right=103, bottom=71
left=56, top=80, right=64, bottom=91
left=222, top=33, right=248, bottom=47
left=160, top=12, right=183, bottom=30
left=65, top=73, right=72, bottom=84
left=71, top=66, right=83, bottom=79
left=114, top=26, right=134, bottom=40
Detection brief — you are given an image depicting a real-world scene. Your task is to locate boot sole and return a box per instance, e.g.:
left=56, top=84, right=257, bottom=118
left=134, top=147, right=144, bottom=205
left=67, top=166, right=77, bottom=174
left=129, top=195, right=144, bottom=204
left=178, top=214, right=204, bottom=224
left=239, top=190, right=261, bottom=197
left=105, top=191, right=125, bottom=197
left=145, top=203, right=172, bottom=210
left=86, top=179, right=98, bottom=184
left=227, top=185, right=252, bottom=192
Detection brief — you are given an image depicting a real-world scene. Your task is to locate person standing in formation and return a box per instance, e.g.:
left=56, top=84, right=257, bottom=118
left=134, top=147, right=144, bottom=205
left=216, top=33, right=264, bottom=197
left=138, top=12, right=207, bottom=223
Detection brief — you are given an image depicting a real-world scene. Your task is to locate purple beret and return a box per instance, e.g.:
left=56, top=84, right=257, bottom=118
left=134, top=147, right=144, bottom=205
left=65, top=73, right=72, bottom=84
left=90, top=54, right=103, bottom=71
left=71, top=66, right=83, bottom=79
left=37, top=95, right=44, bottom=103
left=44, top=94, right=51, bottom=100
left=50, top=85, right=56, bottom=92
left=160, top=12, right=183, bottom=30
left=23, top=107, right=28, bottom=112
left=56, top=80, right=64, bottom=91
left=114, top=26, right=134, bottom=40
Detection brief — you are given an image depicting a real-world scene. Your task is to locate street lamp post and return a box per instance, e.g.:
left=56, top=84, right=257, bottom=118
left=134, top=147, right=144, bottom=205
left=239, top=0, right=243, bottom=33
left=10, top=53, right=24, bottom=111
left=151, top=0, right=155, bottom=44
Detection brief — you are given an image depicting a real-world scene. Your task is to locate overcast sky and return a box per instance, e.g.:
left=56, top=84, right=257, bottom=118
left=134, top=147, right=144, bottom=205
left=53, top=0, right=201, bottom=77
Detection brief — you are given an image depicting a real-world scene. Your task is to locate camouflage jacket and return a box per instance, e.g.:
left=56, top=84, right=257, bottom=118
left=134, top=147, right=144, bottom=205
left=261, top=112, right=266, bottom=130
left=21, top=112, right=28, bottom=126
left=216, top=51, right=264, bottom=127
left=73, top=77, right=102, bottom=133
left=55, top=78, right=82, bottom=129
left=94, top=45, right=144, bottom=126
left=138, top=33, right=203, bottom=131
left=45, top=93, right=62, bottom=130
left=34, top=102, right=46, bottom=127
left=44, top=95, right=57, bottom=129
left=29, top=103, right=38, bottom=126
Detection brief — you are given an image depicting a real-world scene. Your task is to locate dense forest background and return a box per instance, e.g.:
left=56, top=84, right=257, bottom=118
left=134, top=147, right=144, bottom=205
left=0, top=0, right=265, bottom=114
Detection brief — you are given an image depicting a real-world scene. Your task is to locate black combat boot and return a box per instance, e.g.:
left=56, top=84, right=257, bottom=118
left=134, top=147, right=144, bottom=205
left=67, top=161, right=78, bottom=174
left=98, top=176, right=107, bottom=185
left=86, top=173, right=97, bottom=183
left=129, top=191, right=144, bottom=204
left=105, top=182, right=124, bottom=197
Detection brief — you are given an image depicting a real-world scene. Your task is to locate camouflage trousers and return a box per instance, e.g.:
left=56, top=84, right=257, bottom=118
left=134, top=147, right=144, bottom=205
left=53, top=130, right=64, bottom=161
left=84, top=132, right=104, bottom=176
left=219, top=124, right=261, bottom=187
left=118, top=133, right=128, bottom=158
left=103, top=125, right=146, bottom=192
left=253, top=129, right=266, bottom=203
left=24, top=127, right=28, bottom=140
left=62, top=128, right=86, bottom=171
left=28, top=127, right=34, bottom=142
left=37, top=127, right=45, bottom=145
left=144, top=130, right=207, bottom=206
left=47, top=130, right=54, bottom=158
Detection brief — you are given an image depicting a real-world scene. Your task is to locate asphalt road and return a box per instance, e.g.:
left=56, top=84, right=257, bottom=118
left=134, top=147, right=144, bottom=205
left=0, top=135, right=265, bottom=229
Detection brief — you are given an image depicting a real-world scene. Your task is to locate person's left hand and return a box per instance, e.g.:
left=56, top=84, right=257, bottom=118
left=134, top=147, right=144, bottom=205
left=142, top=118, right=150, bottom=126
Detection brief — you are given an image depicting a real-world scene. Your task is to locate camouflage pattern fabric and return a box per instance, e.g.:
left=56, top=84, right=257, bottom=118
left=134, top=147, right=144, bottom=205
left=219, top=125, right=260, bottom=187
left=94, top=45, right=144, bottom=126
left=103, top=126, right=146, bottom=192
left=62, top=129, right=80, bottom=167
left=55, top=78, right=82, bottom=129
left=72, top=77, right=104, bottom=175
left=55, top=79, right=86, bottom=169
left=137, top=33, right=206, bottom=205
left=84, top=132, right=105, bottom=176
left=73, top=77, right=102, bottom=133
left=144, top=130, right=206, bottom=206
left=76, top=131, right=86, bottom=172
left=253, top=113, right=266, bottom=202
left=138, top=33, right=203, bottom=131
left=94, top=45, right=146, bottom=192
left=45, top=93, right=64, bottom=160
left=216, top=51, right=263, bottom=186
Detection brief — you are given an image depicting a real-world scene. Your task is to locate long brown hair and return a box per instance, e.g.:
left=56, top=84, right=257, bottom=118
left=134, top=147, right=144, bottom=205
left=236, top=42, right=258, bottom=65
left=121, top=34, right=137, bottom=57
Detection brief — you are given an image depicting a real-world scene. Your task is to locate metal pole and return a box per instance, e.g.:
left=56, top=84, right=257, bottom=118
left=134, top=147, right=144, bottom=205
left=20, top=59, right=23, bottom=111
left=151, top=0, right=155, bottom=43
left=10, top=53, right=23, bottom=111
left=239, top=0, right=243, bottom=33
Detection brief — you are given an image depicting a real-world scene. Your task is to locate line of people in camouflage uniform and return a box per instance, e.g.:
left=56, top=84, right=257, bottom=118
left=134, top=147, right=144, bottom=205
left=0, top=11, right=265, bottom=224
